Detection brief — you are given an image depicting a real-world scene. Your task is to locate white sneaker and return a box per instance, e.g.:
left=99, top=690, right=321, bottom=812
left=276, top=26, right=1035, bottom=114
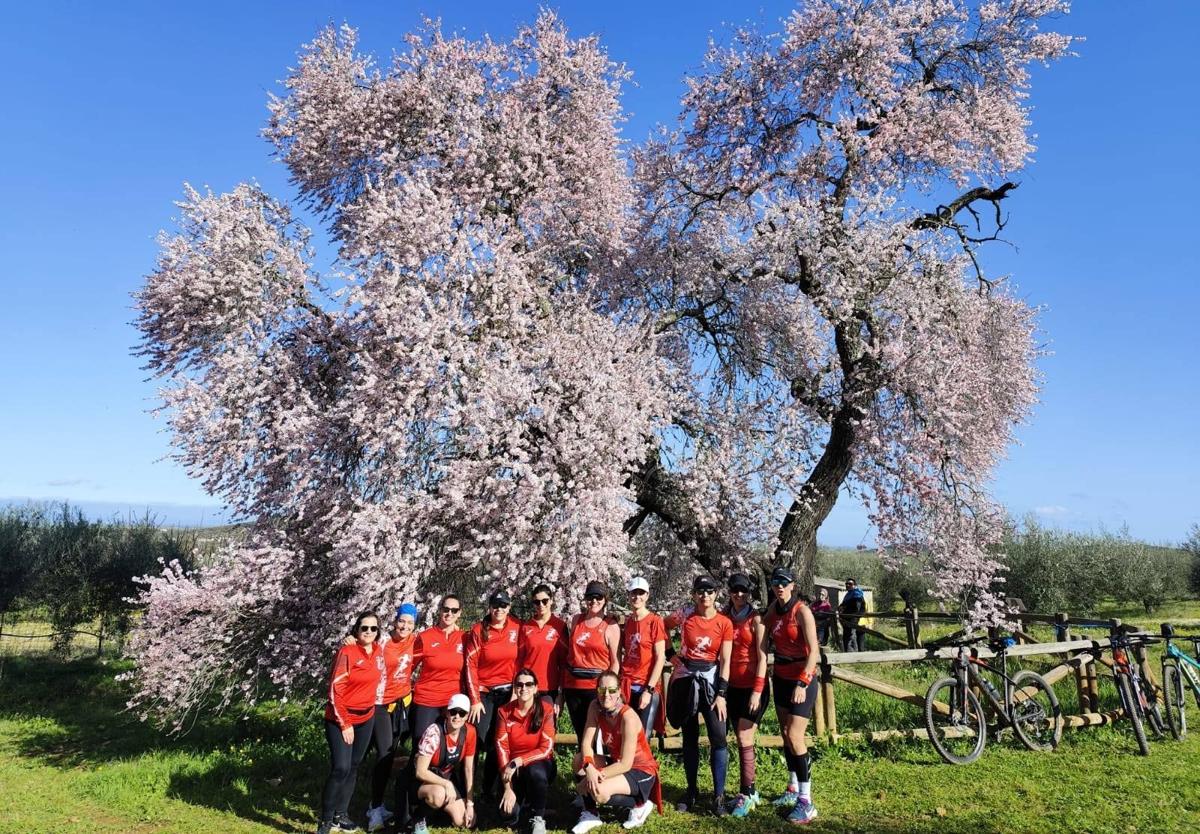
left=623, top=802, right=653, bottom=829
left=366, top=806, right=385, bottom=833
left=572, top=811, right=602, bottom=834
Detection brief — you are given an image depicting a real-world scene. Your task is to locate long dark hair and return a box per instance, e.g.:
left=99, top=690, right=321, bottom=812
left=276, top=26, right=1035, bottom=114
left=513, top=668, right=544, bottom=732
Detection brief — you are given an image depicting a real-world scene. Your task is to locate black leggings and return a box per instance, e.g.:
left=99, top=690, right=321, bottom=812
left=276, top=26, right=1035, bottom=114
left=498, top=758, right=555, bottom=825
left=409, top=703, right=443, bottom=749
left=680, top=694, right=728, bottom=795
left=473, top=687, right=512, bottom=795
left=630, top=685, right=660, bottom=736
left=322, top=716, right=376, bottom=821
left=563, top=689, right=595, bottom=743
left=370, top=700, right=410, bottom=806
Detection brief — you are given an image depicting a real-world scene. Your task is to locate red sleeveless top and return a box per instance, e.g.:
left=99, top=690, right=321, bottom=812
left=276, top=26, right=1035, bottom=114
left=596, top=704, right=658, bottom=775
left=564, top=614, right=614, bottom=691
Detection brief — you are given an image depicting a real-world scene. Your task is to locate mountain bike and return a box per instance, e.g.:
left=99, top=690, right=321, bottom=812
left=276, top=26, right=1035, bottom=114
left=1109, top=625, right=1164, bottom=756
left=1158, top=623, right=1200, bottom=741
left=923, top=634, right=1063, bottom=765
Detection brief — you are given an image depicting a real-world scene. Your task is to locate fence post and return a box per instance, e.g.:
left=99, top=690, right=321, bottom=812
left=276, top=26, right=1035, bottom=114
left=1054, top=612, right=1070, bottom=643
left=903, top=608, right=918, bottom=649
left=1084, top=643, right=1100, bottom=712
left=813, top=675, right=827, bottom=739
left=821, top=661, right=838, bottom=742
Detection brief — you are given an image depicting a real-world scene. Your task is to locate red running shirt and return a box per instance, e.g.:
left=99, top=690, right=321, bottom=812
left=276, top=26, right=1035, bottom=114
left=412, top=626, right=466, bottom=708
left=620, top=612, right=667, bottom=687
left=518, top=616, right=567, bottom=692
left=764, top=598, right=812, bottom=681
left=564, top=615, right=615, bottom=691
left=464, top=617, right=523, bottom=703
left=418, top=721, right=478, bottom=771
left=595, top=704, right=658, bottom=775
left=678, top=611, right=734, bottom=663
left=381, top=633, right=416, bottom=704
left=726, top=606, right=762, bottom=688
left=324, top=642, right=385, bottom=729
left=494, top=700, right=556, bottom=769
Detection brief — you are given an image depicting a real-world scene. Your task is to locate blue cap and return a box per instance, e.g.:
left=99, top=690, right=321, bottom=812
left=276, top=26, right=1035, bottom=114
left=396, top=603, right=418, bottom=621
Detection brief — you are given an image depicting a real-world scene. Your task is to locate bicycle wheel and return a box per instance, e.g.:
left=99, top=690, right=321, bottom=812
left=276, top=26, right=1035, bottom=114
left=1115, top=672, right=1150, bottom=756
left=1010, top=670, right=1063, bottom=752
left=1140, top=673, right=1166, bottom=738
left=1162, top=663, right=1187, bottom=740
left=924, top=677, right=987, bottom=764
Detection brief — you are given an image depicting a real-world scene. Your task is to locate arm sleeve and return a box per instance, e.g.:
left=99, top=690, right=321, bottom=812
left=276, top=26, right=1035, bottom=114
left=417, top=722, right=442, bottom=758
left=524, top=712, right=556, bottom=765
left=464, top=626, right=483, bottom=704
left=328, top=648, right=352, bottom=729
left=494, top=708, right=512, bottom=769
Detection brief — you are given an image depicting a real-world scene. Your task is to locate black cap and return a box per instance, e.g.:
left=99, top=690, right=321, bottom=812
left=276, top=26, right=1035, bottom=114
left=727, top=572, right=753, bottom=592
left=692, top=575, right=718, bottom=592
left=584, top=580, right=608, bottom=598
left=488, top=590, right=512, bottom=607
left=770, top=566, right=796, bottom=585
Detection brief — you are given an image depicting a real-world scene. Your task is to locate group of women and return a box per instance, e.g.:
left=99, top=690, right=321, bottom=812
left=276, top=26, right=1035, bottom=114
left=318, top=567, right=820, bottom=834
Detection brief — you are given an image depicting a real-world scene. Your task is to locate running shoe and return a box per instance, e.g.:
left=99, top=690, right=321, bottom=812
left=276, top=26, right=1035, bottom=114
left=772, top=789, right=800, bottom=808
left=531, top=815, right=548, bottom=834
left=366, top=806, right=386, bottom=833
left=332, top=816, right=361, bottom=833
left=572, top=811, right=603, bottom=834
left=412, top=821, right=429, bottom=834
left=623, top=802, right=653, bottom=829
left=730, top=791, right=760, bottom=818
left=675, top=789, right=698, bottom=812
left=316, top=821, right=333, bottom=834
left=713, top=795, right=728, bottom=817
left=787, top=799, right=818, bottom=825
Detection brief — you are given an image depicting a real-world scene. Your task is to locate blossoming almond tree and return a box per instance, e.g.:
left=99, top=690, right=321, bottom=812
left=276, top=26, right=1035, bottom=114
left=130, top=1, right=1071, bottom=725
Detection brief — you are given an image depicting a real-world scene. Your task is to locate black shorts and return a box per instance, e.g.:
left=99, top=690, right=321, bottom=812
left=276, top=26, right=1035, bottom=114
left=772, top=674, right=819, bottom=719
left=622, top=768, right=657, bottom=804
left=727, top=682, right=770, bottom=726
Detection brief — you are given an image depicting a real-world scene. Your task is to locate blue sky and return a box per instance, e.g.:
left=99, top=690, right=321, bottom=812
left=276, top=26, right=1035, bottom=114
left=1, top=2, right=1196, bottom=544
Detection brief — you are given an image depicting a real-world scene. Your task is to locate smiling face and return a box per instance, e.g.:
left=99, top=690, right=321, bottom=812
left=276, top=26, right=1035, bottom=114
left=596, top=672, right=622, bottom=712
left=513, top=673, right=538, bottom=705
left=439, top=597, right=462, bottom=628
left=490, top=600, right=511, bottom=625
left=692, top=586, right=717, bottom=611
left=393, top=614, right=416, bottom=639
left=583, top=593, right=606, bottom=616
left=627, top=588, right=648, bottom=612
left=355, top=616, right=380, bottom=646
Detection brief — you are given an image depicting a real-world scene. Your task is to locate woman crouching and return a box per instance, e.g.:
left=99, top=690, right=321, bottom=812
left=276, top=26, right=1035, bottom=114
left=571, top=671, right=659, bottom=834
left=411, top=693, right=477, bottom=834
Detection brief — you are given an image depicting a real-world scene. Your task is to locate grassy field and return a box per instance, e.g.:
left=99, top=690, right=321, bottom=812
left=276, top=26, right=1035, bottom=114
left=3, top=605, right=1200, bottom=834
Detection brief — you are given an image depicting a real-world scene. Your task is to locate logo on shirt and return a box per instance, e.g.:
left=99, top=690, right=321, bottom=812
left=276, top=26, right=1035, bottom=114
left=629, top=633, right=642, bottom=648
left=693, top=636, right=713, bottom=654
left=545, top=628, right=558, bottom=642
left=430, top=641, right=440, bottom=649
left=456, top=643, right=464, bottom=654
left=575, top=630, right=592, bottom=646
left=396, top=656, right=412, bottom=678
left=509, top=630, right=518, bottom=643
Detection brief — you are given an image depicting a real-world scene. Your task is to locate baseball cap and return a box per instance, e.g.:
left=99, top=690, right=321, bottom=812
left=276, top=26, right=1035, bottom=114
left=727, top=572, right=753, bottom=592
left=488, top=590, right=512, bottom=607
left=448, top=693, right=471, bottom=713
left=396, top=603, right=418, bottom=621
left=770, top=566, right=796, bottom=585
left=692, top=575, right=718, bottom=592
left=627, top=576, right=650, bottom=593
left=584, top=580, right=608, bottom=598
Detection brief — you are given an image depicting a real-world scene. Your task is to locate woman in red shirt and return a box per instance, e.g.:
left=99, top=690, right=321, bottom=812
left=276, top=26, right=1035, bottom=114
left=561, top=580, right=620, bottom=741
left=364, top=603, right=418, bottom=832
left=664, top=575, right=734, bottom=816
left=464, top=590, right=522, bottom=795
left=495, top=668, right=556, bottom=834
left=411, top=693, right=478, bottom=834
left=320, top=610, right=385, bottom=834
left=763, top=566, right=820, bottom=824
left=410, top=593, right=467, bottom=745
left=518, top=583, right=567, bottom=705
left=570, top=670, right=659, bottom=834
left=619, top=576, right=667, bottom=733
left=722, top=573, right=769, bottom=818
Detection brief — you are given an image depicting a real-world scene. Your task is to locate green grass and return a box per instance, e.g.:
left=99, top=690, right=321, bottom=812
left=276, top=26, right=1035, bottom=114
left=4, top=605, right=1200, bottom=834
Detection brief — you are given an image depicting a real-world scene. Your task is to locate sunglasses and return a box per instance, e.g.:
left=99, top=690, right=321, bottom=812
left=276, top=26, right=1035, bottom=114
left=532, top=597, right=552, bottom=606
left=584, top=594, right=606, bottom=602
left=358, top=625, right=379, bottom=633
left=730, top=587, right=750, bottom=594
left=447, top=708, right=468, bottom=718
left=441, top=606, right=461, bottom=614
left=514, top=681, right=537, bottom=689
left=596, top=687, right=620, bottom=696
left=771, top=580, right=792, bottom=587
left=627, top=589, right=647, bottom=597
left=694, top=588, right=716, bottom=595
left=491, top=602, right=510, bottom=609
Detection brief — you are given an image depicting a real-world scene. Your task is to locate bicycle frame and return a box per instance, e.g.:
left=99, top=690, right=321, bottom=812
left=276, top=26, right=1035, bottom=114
left=953, top=644, right=1021, bottom=724
left=1163, top=640, right=1200, bottom=697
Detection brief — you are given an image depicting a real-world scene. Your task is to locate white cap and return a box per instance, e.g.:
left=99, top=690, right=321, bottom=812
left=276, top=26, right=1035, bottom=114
left=627, top=576, right=650, bottom=593
left=448, top=693, right=471, bottom=713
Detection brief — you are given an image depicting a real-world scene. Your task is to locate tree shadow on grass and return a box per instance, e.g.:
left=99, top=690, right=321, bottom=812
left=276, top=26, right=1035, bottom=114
left=0, top=655, right=323, bottom=832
